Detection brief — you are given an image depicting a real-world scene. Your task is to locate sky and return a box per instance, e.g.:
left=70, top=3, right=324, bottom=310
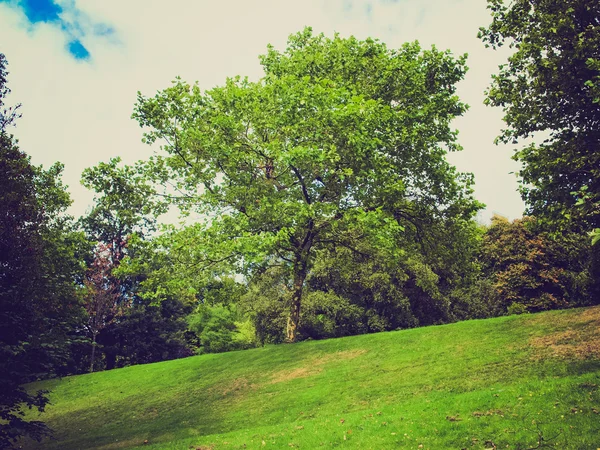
left=0, top=0, right=524, bottom=223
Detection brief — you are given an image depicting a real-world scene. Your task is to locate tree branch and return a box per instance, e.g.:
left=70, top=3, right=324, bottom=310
left=290, top=164, right=312, bottom=205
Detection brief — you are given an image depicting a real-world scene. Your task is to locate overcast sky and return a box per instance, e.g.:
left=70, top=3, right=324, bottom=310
left=0, top=0, right=524, bottom=223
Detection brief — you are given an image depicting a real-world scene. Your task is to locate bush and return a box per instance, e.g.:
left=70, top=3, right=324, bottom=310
left=449, top=279, right=503, bottom=321
left=187, top=304, right=257, bottom=354
left=507, top=302, right=529, bottom=316
left=299, top=291, right=366, bottom=339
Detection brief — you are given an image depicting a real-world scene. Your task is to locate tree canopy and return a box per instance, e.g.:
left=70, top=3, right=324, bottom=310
left=480, top=216, right=593, bottom=313
left=132, top=28, right=482, bottom=342
left=479, top=0, right=600, bottom=237
left=1, top=54, right=88, bottom=447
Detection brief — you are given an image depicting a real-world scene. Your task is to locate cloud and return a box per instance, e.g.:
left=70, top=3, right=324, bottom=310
left=364, top=2, right=373, bottom=19
left=0, top=0, right=116, bottom=60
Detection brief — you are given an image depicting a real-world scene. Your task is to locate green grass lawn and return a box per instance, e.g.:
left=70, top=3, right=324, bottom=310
left=21, top=306, right=600, bottom=449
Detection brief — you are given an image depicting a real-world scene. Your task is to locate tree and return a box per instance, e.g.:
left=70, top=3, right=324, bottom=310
left=80, top=157, right=167, bottom=267
left=133, top=29, right=481, bottom=342
left=479, top=0, right=600, bottom=238
left=479, top=216, right=593, bottom=313
left=0, top=54, right=21, bottom=132
left=83, top=243, right=121, bottom=373
left=81, top=238, right=195, bottom=371
left=1, top=54, right=87, bottom=447
left=243, top=211, right=482, bottom=342
left=80, top=158, right=170, bottom=371
left=97, top=298, right=192, bottom=368
left=117, top=225, right=252, bottom=354
left=0, top=135, right=52, bottom=448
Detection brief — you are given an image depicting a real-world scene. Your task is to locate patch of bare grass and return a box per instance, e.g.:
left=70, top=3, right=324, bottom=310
left=270, top=367, right=323, bottom=383
left=269, top=349, right=367, bottom=384
left=210, top=377, right=256, bottom=397
left=529, top=306, right=600, bottom=360
left=311, top=349, right=367, bottom=365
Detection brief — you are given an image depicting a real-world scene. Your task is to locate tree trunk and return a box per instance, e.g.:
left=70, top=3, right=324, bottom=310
left=286, top=260, right=307, bottom=343
left=286, top=220, right=315, bottom=343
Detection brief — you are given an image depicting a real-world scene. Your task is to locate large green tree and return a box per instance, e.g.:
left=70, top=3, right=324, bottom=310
left=133, top=29, right=481, bottom=342
left=479, top=0, right=600, bottom=237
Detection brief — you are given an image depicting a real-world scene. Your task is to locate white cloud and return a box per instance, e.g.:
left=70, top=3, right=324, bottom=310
left=0, top=0, right=525, bottom=221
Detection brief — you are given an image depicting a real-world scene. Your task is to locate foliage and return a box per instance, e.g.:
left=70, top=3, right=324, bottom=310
left=133, top=28, right=481, bottom=341
left=80, top=157, right=167, bottom=264
left=187, top=304, right=256, bottom=354
left=79, top=159, right=193, bottom=372
left=0, top=54, right=88, bottom=447
left=0, top=54, right=21, bottom=132
left=83, top=243, right=121, bottom=373
left=19, top=307, right=600, bottom=450
left=115, top=224, right=246, bottom=308
left=480, top=216, right=593, bottom=313
left=0, top=146, right=87, bottom=446
left=479, top=0, right=600, bottom=232
left=80, top=157, right=168, bottom=332
left=307, top=246, right=438, bottom=334
left=0, top=137, right=52, bottom=445
left=96, top=298, right=192, bottom=369
left=107, top=222, right=252, bottom=361
left=80, top=234, right=198, bottom=372
left=239, top=213, right=482, bottom=342
left=298, top=290, right=366, bottom=339
left=506, top=301, right=529, bottom=315
left=448, top=278, right=504, bottom=321
left=116, top=221, right=248, bottom=313
left=239, top=267, right=289, bottom=345
left=591, top=228, right=600, bottom=246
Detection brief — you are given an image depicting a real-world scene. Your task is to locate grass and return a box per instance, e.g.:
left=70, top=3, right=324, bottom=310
left=21, top=306, right=600, bottom=449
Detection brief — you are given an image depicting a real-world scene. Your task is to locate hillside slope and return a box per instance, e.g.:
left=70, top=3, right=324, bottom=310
left=22, top=306, right=600, bottom=449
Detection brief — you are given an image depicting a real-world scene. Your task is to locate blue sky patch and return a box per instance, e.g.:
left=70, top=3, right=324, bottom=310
left=0, top=0, right=116, bottom=60
left=18, top=0, right=61, bottom=23
left=67, top=39, right=90, bottom=60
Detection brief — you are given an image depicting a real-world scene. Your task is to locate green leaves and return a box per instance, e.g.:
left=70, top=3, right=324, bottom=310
left=590, top=229, right=600, bottom=246
left=1, top=123, right=86, bottom=445
left=81, top=157, right=168, bottom=246
left=479, top=216, right=594, bottom=313
left=480, top=0, right=600, bottom=234
left=131, top=28, right=480, bottom=340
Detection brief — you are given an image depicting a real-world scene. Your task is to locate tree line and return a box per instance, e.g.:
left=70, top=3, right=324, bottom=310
left=1, top=0, right=599, bottom=446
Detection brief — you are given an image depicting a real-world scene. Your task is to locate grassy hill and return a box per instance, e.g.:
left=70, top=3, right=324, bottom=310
left=22, top=306, right=600, bottom=449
